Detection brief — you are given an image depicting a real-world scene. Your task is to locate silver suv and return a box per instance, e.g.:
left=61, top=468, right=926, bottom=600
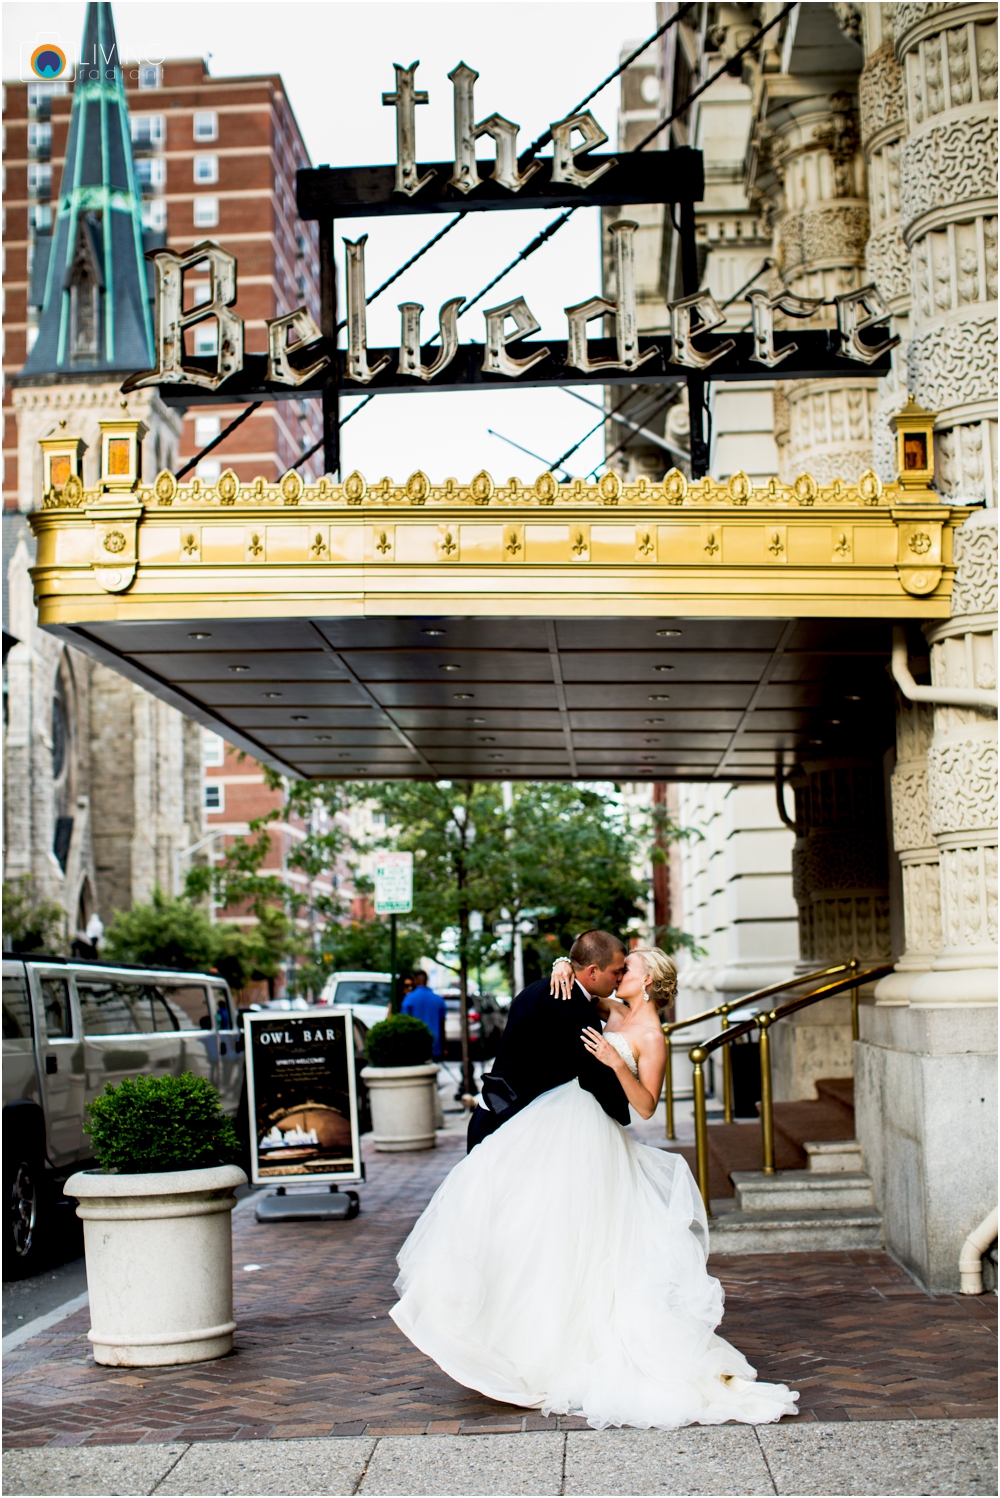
left=2, top=956, right=243, bottom=1277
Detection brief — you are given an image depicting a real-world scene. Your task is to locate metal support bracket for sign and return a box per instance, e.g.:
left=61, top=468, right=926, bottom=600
left=296, top=149, right=704, bottom=219
left=158, top=332, right=892, bottom=406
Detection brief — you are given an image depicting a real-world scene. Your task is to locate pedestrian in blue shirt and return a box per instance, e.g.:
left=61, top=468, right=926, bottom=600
left=402, top=971, right=447, bottom=1060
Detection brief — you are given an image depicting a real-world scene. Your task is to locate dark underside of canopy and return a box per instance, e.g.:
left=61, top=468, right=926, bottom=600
left=67, top=615, right=899, bottom=782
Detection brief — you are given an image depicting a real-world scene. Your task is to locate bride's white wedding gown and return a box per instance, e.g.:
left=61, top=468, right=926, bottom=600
left=390, top=1031, right=799, bottom=1430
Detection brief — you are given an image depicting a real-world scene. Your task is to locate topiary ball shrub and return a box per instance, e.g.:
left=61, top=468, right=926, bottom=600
left=84, top=1072, right=242, bottom=1175
left=366, top=1014, right=435, bottom=1067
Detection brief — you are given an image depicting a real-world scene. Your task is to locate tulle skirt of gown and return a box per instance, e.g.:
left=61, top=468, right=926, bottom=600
left=390, top=1079, right=798, bottom=1430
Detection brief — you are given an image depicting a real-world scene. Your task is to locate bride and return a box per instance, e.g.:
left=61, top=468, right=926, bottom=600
left=389, top=945, right=798, bottom=1430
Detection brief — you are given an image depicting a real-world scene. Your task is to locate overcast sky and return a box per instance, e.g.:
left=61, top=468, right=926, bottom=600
left=5, top=0, right=657, bottom=480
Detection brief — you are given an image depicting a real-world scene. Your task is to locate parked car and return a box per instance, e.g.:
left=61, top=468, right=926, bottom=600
left=316, top=970, right=391, bottom=1032
left=442, top=990, right=506, bottom=1059
left=2, top=955, right=242, bottom=1278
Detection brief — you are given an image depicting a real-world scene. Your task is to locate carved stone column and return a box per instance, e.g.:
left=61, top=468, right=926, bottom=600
left=877, top=695, right=941, bottom=1002
left=896, top=2, right=998, bottom=502
left=774, top=758, right=893, bottom=1100
left=856, top=508, right=997, bottom=1289
left=860, top=8, right=913, bottom=479
left=763, top=85, right=880, bottom=481
left=910, top=507, right=999, bottom=1001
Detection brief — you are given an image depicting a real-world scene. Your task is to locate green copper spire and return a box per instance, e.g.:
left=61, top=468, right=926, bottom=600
left=20, top=2, right=153, bottom=380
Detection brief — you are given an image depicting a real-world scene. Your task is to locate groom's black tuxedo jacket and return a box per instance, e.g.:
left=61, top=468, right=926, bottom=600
left=468, top=977, right=629, bottom=1150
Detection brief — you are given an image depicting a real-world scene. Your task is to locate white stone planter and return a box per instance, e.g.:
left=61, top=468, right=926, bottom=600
left=64, top=1164, right=246, bottom=1367
left=361, top=1063, right=439, bottom=1151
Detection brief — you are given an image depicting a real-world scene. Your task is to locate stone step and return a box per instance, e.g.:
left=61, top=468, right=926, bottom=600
left=814, top=1076, right=855, bottom=1119
left=806, top=1137, right=864, bottom=1172
left=770, top=1099, right=857, bottom=1159
left=708, top=1201, right=884, bottom=1254
left=732, top=1168, right=876, bottom=1213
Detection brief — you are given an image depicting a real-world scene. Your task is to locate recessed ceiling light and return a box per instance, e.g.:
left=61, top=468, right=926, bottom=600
left=467, top=716, right=486, bottom=723
left=810, top=738, right=823, bottom=745
left=479, top=737, right=496, bottom=743
left=422, top=627, right=445, bottom=635
left=656, top=628, right=681, bottom=637
left=263, top=691, right=282, bottom=698
left=454, top=692, right=474, bottom=700
left=228, top=664, right=250, bottom=673
left=828, top=718, right=841, bottom=726
left=654, top=664, right=674, bottom=672
left=648, top=694, right=670, bottom=702
left=439, top=663, right=461, bottom=671
left=845, top=694, right=861, bottom=701
left=291, top=714, right=309, bottom=721
left=188, top=631, right=211, bottom=640
left=315, top=735, right=333, bottom=742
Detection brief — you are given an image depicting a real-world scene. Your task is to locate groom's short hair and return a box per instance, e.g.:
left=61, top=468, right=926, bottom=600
left=570, top=929, right=626, bottom=971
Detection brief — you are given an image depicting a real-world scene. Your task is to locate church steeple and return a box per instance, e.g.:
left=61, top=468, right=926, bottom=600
left=19, top=2, right=153, bottom=380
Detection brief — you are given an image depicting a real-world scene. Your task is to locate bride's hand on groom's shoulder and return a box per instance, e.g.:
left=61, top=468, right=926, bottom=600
left=581, top=1025, right=622, bottom=1071
left=549, top=957, right=574, bottom=1001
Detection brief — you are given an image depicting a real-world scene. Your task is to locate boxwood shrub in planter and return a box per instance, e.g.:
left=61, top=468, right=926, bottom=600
left=65, top=1073, right=247, bottom=1367
left=361, top=1015, right=440, bottom=1152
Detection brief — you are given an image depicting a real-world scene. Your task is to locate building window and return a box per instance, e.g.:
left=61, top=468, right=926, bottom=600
left=193, top=322, right=218, bottom=355
left=193, top=111, right=218, bottom=141
left=194, top=414, right=221, bottom=446
left=27, top=122, right=52, bottom=156
left=134, top=157, right=166, bottom=192
left=27, top=81, right=68, bottom=116
left=193, top=196, right=218, bottom=228
left=188, top=281, right=211, bottom=307
left=131, top=114, right=164, bottom=148
left=295, top=273, right=307, bottom=299
left=30, top=203, right=53, bottom=232
left=193, top=155, right=218, bottom=184
left=202, top=730, right=225, bottom=766
left=141, top=198, right=167, bottom=232
left=68, top=220, right=102, bottom=360
left=204, top=782, right=225, bottom=813
left=138, top=64, right=161, bottom=89
left=27, top=163, right=52, bottom=196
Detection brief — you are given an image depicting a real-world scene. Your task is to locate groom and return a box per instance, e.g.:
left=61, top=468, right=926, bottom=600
left=467, top=929, right=629, bottom=1151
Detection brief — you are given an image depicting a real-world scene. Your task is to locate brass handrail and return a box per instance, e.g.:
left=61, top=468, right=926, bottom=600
left=687, top=959, right=895, bottom=1214
left=661, top=962, right=853, bottom=1138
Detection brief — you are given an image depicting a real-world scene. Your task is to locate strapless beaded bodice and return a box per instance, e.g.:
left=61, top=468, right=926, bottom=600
left=604, top=1030, right=639, bottom=1076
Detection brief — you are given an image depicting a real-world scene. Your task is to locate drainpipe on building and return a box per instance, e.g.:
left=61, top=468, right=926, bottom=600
left=959, top=1207, right=999, bottom=1295
left=890, top=627, right=998, bottom=711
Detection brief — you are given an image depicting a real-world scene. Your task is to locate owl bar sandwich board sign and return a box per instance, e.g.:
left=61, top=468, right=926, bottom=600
left=244, top=1009, right=363, bottom=1204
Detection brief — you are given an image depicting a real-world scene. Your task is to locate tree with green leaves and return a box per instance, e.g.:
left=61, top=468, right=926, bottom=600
left=2, top=877, right=66, bottom=954
left=102, top=887, right=286, bottom=994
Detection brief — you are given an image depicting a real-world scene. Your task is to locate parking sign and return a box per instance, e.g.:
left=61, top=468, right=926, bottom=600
left=374, top=851, right=413, bottom=914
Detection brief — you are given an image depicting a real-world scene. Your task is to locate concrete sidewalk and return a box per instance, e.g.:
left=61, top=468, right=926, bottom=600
left=3, top=1420, right=997, bottom=1496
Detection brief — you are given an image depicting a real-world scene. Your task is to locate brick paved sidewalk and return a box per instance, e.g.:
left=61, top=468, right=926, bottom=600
left=3, top=1132, right=996, bottom=1448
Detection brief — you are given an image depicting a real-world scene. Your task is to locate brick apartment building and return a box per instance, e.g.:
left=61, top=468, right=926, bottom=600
left=3, top=53, right=322, bottom=509
left=2, top=7, right=329, bottom=991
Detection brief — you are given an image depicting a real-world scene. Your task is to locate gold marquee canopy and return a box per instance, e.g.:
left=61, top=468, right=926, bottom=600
left=30, top=404, right=971, bottom=782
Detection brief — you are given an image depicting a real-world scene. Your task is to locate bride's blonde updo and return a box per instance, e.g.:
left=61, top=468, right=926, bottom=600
left=629, top=947, right=677, bottom=1010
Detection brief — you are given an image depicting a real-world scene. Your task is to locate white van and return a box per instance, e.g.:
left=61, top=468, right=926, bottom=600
left=3, top=956, right=241, bottom=1278
left=316, top=970, right=391, bottom=1031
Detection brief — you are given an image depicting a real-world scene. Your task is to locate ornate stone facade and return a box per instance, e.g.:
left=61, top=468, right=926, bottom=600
left=895, top=2, right=999, bottom=501
left=908, top=510, right=999, bottom=999
left=746, top=16, right=881, bottom=483
left=878, top=695, right=941, bottom=1000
